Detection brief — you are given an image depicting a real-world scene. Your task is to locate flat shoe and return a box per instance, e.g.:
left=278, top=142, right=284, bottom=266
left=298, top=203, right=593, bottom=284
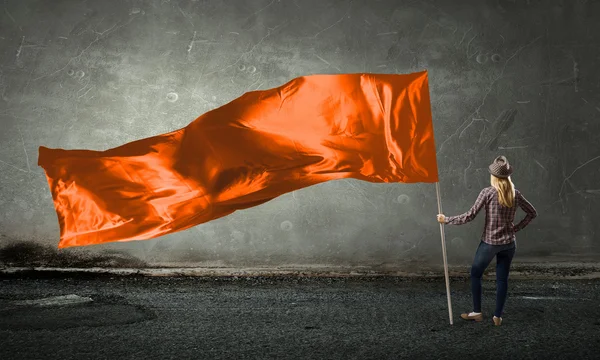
left=493, top=316, right=502, bottom=326
left=460, top=313, right=483, bottom=322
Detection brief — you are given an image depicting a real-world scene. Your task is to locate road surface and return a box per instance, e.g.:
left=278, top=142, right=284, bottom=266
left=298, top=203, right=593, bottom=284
left=1, top=272, right=599, bottom=359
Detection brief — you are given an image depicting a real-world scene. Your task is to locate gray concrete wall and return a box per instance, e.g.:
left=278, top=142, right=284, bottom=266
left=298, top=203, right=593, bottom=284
left=1, top=0, right=599, bottom=270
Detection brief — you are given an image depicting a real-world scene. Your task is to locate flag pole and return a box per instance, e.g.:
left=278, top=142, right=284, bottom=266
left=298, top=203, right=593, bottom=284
left=436, top=181, right=453, bottom=325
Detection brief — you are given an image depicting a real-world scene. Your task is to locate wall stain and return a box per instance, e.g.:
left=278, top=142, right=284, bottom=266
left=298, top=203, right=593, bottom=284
left=484, top=108, right=518, bottom=150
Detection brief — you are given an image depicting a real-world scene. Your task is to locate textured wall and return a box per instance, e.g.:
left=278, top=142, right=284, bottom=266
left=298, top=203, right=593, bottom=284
left=1, top=0, right=599, bottom=269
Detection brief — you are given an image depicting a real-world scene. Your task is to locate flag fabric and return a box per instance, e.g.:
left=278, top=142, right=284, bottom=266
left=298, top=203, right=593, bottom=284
left=38, top=71, right=438, bottom=248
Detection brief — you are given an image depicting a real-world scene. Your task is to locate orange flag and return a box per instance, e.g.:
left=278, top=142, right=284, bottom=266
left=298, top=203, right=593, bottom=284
left=38, top=71, right=438, bottom=248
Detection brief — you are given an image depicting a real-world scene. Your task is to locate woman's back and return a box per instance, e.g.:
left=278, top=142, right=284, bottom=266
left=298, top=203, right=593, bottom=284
left=485, top=186, right=519, bottom=244
left=444, top=185, right=537, bottom=246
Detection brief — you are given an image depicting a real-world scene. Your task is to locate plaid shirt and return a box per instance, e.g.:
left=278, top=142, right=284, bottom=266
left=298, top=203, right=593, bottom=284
left=445, top=186, right=537, bottom=245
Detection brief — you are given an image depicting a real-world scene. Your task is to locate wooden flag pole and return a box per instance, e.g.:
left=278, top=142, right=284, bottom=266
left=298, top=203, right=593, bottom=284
left=435, top=182, right=454, bottom=325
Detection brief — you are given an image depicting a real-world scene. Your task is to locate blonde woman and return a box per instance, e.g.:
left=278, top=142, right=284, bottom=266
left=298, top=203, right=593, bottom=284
left=437, top=156, right=537, bottom=326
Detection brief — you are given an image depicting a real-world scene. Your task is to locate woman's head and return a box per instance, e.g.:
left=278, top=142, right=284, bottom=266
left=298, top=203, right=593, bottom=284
left=491, top=174, right=515, bottom=208
left=489, top=155, right=515, bottom=208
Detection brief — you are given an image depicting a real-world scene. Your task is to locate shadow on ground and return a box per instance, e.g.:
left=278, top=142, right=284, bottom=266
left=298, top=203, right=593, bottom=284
left=0, top=240, right=147, bottom=268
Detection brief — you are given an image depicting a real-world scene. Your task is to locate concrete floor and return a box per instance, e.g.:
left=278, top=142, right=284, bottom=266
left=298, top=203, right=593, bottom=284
left=1, top=273, right=599, bottom=360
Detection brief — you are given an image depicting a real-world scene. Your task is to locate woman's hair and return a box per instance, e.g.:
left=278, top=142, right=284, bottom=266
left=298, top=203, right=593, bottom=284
left=490, top=174, right=515, bottom=208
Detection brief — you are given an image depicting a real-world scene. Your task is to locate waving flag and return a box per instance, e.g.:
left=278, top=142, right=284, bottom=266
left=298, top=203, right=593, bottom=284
left=38, top=71, right=438, bottom=248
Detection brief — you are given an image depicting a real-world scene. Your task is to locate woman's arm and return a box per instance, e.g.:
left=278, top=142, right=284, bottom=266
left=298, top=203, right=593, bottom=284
left=445, top=189, right=488, bottom=225
left=513, top=190, right=537, bottom=232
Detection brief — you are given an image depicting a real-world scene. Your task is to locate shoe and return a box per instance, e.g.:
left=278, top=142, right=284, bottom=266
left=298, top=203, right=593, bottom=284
left=493, top=316, right=502, bottom=326
left=460, top=312, right=483, bottom=322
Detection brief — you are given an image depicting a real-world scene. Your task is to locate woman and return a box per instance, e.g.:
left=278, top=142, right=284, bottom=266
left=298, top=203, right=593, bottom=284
left=436, top=156, right=537, bottom=326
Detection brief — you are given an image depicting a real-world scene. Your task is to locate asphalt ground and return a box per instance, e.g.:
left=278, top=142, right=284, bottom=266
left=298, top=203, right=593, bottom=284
left=1, top=273, right=599, bottom=360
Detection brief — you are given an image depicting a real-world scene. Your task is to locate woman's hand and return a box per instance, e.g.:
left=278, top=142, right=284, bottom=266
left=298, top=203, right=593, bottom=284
left=437, top=214, right=446, bottom=223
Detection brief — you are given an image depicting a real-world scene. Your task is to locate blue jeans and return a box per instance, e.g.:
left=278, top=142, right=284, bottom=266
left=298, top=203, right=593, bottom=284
left=470, top=241, right=516, bottom=317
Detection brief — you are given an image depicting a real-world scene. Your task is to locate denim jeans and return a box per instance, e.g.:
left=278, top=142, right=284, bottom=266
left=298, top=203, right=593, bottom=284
left=470, top=240, right=516, bottom=317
